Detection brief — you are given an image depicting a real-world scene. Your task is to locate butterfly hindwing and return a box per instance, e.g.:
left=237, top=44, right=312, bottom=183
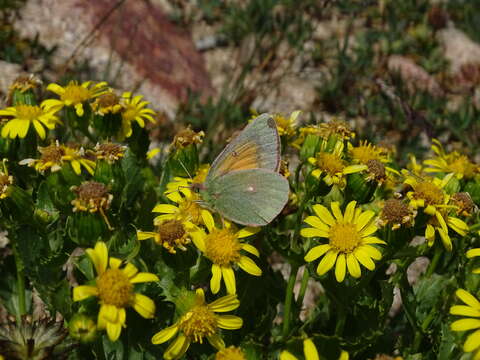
left=207, top=114, right=280, bottom=180
left=206, top=169, right=289, bottom=226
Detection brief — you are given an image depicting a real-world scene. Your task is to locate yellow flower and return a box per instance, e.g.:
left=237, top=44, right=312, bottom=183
left=377, top=198, right=416, bottom=230
left=191, top=211, right=262, bottom=294
left=43, top=80, right=109, bottom=116
left=301, top=201, right=386, bottom=282
left=137, top=210, right=198, bottom=254
left=20, top=142, right=96, bottom=175
left=272, top=110, right=301, bottom=138
left=120, top=92, right=156, bottom=138
left=71, top=181, right=113, bottom=229
left=280, top=338, right=320, bottom=360
left=91, top=91, right=123, bottom=115
left=215, top=346, right=246, bottom=360
left=73, top=242, right=159, bottom=341
left=151, top=288, right=242, bottom=360
left=93, top=142, right=127, bottom=164
left=164, top=164, right=210, bottom=198
left=450, top=289, right=480, bottom=359
left=171, top=126, right=205, bottom=149
left=424, top=139, right=478, bottom=179
left=0, top=160, right=13, bottom=200
left=0, top=104, right=59, bottom=139
left=404, top=174, right=469, bottom=250
left=308, top=140, right=366, bottom=188
left=348, top=140, right=390, bottom=165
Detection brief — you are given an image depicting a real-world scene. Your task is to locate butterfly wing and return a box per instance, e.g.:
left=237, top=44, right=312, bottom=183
left=206, top=169, right=289, bottom=226
left=207, top=114, right=280, bottom=180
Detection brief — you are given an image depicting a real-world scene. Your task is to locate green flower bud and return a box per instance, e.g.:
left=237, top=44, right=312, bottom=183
left=69, top=314, right=97, bottom=343
left=300, top=134, right=321, bottom=161
left=345, top=172, right=376, bottom=204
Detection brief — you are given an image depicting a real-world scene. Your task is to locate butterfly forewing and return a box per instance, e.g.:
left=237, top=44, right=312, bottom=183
left=207, top=114, right=280, bottom=180
left=207, top=169, right=289, bottom=226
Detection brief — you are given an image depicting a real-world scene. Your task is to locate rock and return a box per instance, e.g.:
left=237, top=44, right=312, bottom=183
left=437, top=27, right=480, bottom=75
left=387, top=55, right=444, bottom=97
left=14, top=0, right=213, bottom=117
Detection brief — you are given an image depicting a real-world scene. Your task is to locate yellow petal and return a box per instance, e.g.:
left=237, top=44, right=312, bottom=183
left=312, top=204, right=335, bottom=226
left=238, top=256, right=262, bottom=276
left=109, top=257, right=122, bottom=269
left=356, top=210, right=375, bottom=231
left=464, top=329, right=480, bottom=352
left=222, top=266, right=236, bottom=294
left=448, top=216, right=469, bottom=235
left=152, top=204, right=178, bottom=214
left=438, top=228, right=452, bottom=252
left=209, top=294, right=239, bottom=312
left=457, top=289, right=480, bottom=309
left=132, top=293, right=156, bottom=319
left=151, top=323, right=179, bottom=344
left=467, top=248, right=480, bottom=259
left=73, top=285, right=98, bottom=301
left=242, top=243, right=260, bottom=257
left=137, top=231, right=156, bottom=241
left=280, top=351, right=298, bottom=360
left=207, top=334, right=225, bottom=350
left=99, top=304, right=119, bottom=323
left=346, top=253, right=361, bottom=278
left=451, top=318, right=480, bottom=332
left=191, top=229, right=206, bottom=252
left=210, top=264, right=222, bottom=294
left=75, top=103, right=84, bottom=117
left=301, top=227, right=329, bottom=238
left=122, top=263, right=138, bottom=278
left=203, top=211, right=215, bottom=233
left=86, top=241, right=108, bottom=275
left=305, top=244, right=330, bottom=262
left=303, top=338, right=320, bottom=360
left=343, top=201, right=357, bottom=223
left=130, top=272, right=159, bottom=283
left=361, top=236, right=386, bottom=245
left=237, top=226, right=261, bottom=238
left=17, top=119, right=30, bottom=138
left=360, top=223, right=378, bottom=237
left=450, top=305, right=480, bottom=318
left=343, top=164, right=367, bottom=174
left=32, top=120, right=46, bottom=139
left=304, top=216, right=330, bottom=232
left=106, top=321, right=122, bottom=342
left=316, top=250, right=338, bottom=276
left=354, top=247, right=375, bottom=270
left=330, top=202, right=343, bottom=222
left=216, top=315, right=243, bottom=329
left=164, top=334, right=190, bottom=360
left=335, top=254, right=346, bottom=282
left=360, top=245, right=382, bottom=260
left=46, top=83, right=66, bottom=95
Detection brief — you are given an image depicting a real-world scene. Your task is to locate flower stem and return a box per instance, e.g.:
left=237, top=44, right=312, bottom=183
left=296, top=267, right=309, bottom=308
left=13, top=245, right=26, bottom=318
left=282, top=264, right=299, bottom=338
left=425, top=245, right=442, bottom=278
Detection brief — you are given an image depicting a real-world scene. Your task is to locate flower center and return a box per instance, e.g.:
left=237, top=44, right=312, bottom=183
left=97, top=268, right=133, bottom=307
left=317, top=153, right=345, bottom=175
left=179, top=305, right=217, bottom=343
left=329, top=223, right=361, bottom=253
left=95, top=143, right=125, bottom=162
left=15, top=105, right=42, bottom=121
left=215, top=346, right=246, bottom=360
left=71, top=181, right=111, bottom=212
left=97, top=93, right=120, bottom=108
left=413, top=181, right=444, bottom=205
left=61, top=84, right=91, bottom=104
left=40, top=144, right=64, bottom=163
left=76, top=181, right=109, bottom=200
left=451, top=192, right=475, bottom=215
left=156, top=219, right=188, bottom=252
left=381, top=199, right=410, bottom=223
left=204, top=228, right=241, bottom=266
left=366, top=159, right=386, bottom=181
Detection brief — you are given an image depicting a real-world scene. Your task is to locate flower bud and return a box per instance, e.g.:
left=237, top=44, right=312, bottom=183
left=69, top=314, right=97, bottom=343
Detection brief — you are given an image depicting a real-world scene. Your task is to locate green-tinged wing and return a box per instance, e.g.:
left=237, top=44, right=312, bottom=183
left=207, top=113, right=280, bottom=180
left=206, top=169, right=289, bottom=226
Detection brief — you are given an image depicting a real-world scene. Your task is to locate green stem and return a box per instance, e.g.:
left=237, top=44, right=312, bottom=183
left=425, top=245, right=442, bottom=278
left=13, top=245, right=26, bottom=318
left=296, top=267, right=309, bottom=308
left=282, top=264, right=299, bottom=338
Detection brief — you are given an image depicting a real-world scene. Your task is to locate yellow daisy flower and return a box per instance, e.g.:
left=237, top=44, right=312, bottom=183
left=151, top=288, right=242, bottom=360
left=404, top=174, right=469, bottom=250
left=450, top=289, right=480, bottom=359
left=73, top=242, right=159, bottom=341
left=43, top=80, right=109, bottom=116
left=0, top=104, right=59, bottom=139
left=424, top=139, right=478, bottom=180
left=19, top=142, right=96, bottom=175
left=308, top=140, right=367, bottom=188
left=272, top=110, right=301, bottom=138
left=348, top=140, right=390, bottom=165
left=120, top=92, right=156, bottom=138
left=191, top=211, right=262, bottom=294
left=377, top=198, right=416, bottom=230
left=215, top=346, right=246, bottom=360
left=301, top=201, right=386, bottom=282
left=165, top=164, right=210, bottom=196
left=93, top=142, right=127, bottom=164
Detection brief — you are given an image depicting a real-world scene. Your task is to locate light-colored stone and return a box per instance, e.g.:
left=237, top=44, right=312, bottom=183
left=0, top=61, right=23, bottom=105
left=437, top=27, right=480, bottom=74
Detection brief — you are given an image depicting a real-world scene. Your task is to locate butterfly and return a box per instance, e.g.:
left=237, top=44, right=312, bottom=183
left=193, top=114, right=290, bottom=226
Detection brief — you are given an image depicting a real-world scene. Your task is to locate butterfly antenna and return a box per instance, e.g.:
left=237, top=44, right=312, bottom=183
left=178, top=158, right=193, bottom=180
left=164, top=185, right=191, bottom=196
